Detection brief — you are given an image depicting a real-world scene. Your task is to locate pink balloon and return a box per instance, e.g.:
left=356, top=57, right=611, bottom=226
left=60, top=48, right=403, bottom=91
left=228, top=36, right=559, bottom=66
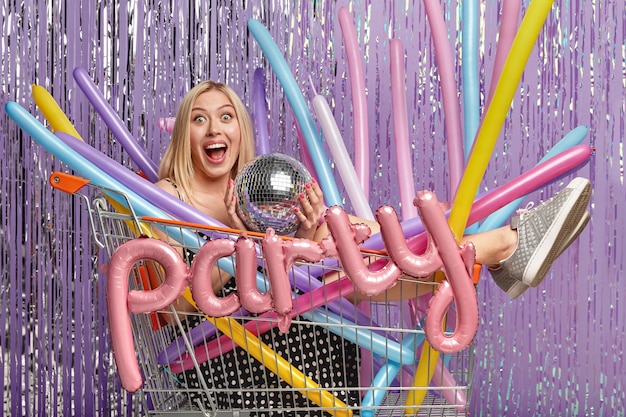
left=158, top=117, right=175, bottom=133
left=338, top=7, right=370, bottom=198
left=381, top=191, right=478, bottom=353
left=107, top=238, right=189, bottom=392
left=336, top=11, right=376, bottom=391
left=416, top=147, right=592, bottom=354
left=358, top=301, right=374, bottom=390
left=432, top=357, right=467, bottom=408
left=486, top=0, right=522, bottom=107
left=376, top=205, right=444, bottom=277
left=363, top=144, right=593, bottom=262
left=106, top=193, right=500, bottom=386
left=169, top=276, right=358, bottom=373
left=423, top=0, right=465, bottom=198
left=324, top=206, right=402, bottom=296
left=262, top=229, right=327, bottom=331
left=261, top=230, right=296, bottom=331
left=235, top=236, right=272, bottom=314
left=189, top=239, right=241, bottom=317
left=294, top=117, right=317, bottom=180
left=390, top=39, right=418, bottom=220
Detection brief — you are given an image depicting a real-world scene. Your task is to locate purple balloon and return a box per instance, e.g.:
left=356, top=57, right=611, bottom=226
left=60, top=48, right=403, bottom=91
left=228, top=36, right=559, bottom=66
left=73, top=67, right=159, bottom=182
left=55, top=132, right=375, bottom=332
left=253, top=67, right=271, bottom=155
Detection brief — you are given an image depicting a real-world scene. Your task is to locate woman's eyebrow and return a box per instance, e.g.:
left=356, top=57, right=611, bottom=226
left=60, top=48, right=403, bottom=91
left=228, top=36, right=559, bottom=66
left=191, top=104, right=235, bottom=113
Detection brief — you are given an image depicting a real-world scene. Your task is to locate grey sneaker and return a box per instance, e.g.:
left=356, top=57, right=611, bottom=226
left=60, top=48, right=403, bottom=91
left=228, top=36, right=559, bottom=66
left=490, top=211, right=590, bottom=298
left=493, top=177, right=591, bottom=288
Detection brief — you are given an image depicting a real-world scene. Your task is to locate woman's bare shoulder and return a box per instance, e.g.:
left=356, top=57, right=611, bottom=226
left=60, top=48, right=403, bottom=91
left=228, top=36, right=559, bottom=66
left=155, top=178, right=181, bottom=198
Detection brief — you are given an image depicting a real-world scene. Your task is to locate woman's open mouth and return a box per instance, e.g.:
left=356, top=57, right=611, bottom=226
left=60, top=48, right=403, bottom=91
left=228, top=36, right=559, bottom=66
left=205, top=143, right=228, bottom=162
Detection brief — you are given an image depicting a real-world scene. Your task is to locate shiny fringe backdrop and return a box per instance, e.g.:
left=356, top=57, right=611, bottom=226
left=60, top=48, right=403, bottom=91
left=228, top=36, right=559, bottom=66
left=0, top=0, right=623, bottom=415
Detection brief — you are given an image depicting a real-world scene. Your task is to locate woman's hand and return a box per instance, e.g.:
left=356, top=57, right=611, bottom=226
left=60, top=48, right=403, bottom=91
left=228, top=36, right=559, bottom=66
left=294, top=179, right=326, bottom=240
left=225, top=178, right=248, bottom=230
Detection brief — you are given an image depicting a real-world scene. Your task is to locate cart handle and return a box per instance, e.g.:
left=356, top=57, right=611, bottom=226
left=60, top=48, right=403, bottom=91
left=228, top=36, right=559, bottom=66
left=49, top=171, right=90, bottom=194
left=48, top=172, right=146, bottom=250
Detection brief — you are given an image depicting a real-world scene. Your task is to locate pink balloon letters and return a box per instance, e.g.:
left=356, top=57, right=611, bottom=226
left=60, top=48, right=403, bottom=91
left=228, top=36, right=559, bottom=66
left=107, top=191, right=478, bottom=392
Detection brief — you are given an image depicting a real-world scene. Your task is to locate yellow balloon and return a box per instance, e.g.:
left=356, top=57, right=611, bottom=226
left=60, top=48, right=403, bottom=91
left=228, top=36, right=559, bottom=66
left=92, top=183, right=346, bottom=414
left=31, top=84, right=82, bottom=139
left=404, top=340, right=440, bottom=414
left=106, top=197, right=155, bottom=237
left=448, top=0, right=555, bottom=241
left=39, top=87, right=345, bottom=413
left=183, top=295, right=351, bottom=417
left=110, top=206, right=349, bottom=416
left=406, top=0, right=555, bottom=414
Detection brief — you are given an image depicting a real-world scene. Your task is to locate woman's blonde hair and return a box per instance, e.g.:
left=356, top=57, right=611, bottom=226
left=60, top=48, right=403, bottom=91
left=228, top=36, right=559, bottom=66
left=158, top=80, right=255, bottom=206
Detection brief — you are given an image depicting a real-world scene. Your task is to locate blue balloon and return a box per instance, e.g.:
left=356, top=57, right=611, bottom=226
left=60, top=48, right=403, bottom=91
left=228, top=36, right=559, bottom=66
left=462, top=0, right=480, bottom=163
left=248, top=19, right=342, bottom=207
left=360, top=322, right=425, bottom=415
left=53, top=131, right=368, bottom=327
left=8, top=102, right=392, bottom=360
left=6, top=101, right=223, bottom=257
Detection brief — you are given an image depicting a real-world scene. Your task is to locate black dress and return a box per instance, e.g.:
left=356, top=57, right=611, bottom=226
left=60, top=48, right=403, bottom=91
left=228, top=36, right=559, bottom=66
left=161, top=178, right=361, bottom=415
left=179, top=275, right=361, bottom=416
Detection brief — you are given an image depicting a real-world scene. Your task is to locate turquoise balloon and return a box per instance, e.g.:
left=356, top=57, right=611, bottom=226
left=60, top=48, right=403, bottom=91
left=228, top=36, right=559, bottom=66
left=248, top=19, right=342, bottom=207
left=462, top=0, right=480, bottom=163
left=5, top=101, right=233, bottom=269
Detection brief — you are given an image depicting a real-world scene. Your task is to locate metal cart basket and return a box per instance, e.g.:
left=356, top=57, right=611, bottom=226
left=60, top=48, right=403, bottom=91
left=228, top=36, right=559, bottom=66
left=52, top=173, right=474, bottom=417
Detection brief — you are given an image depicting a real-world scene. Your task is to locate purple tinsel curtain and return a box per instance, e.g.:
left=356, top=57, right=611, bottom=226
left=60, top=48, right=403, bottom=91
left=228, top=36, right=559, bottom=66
left=1, top=1, right=623, bottom=415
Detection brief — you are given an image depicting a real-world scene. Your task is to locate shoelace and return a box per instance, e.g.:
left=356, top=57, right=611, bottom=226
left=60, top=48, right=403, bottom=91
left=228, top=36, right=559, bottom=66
left=515, top=201, right=535, bottom=217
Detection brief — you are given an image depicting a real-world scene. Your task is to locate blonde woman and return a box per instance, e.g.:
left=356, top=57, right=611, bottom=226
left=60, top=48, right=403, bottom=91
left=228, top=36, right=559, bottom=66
left=154, top=80, right=591, bottom=412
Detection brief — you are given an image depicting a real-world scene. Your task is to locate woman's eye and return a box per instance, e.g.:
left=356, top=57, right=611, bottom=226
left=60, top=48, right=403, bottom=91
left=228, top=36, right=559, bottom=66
left=194, top=115, right=207, bottom=123
left=221, top=113, right=233, bottom=122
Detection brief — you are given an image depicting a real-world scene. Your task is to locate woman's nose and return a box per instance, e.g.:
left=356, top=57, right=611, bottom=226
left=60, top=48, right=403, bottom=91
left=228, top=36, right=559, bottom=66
left=206, top=120, right=220, bottom=136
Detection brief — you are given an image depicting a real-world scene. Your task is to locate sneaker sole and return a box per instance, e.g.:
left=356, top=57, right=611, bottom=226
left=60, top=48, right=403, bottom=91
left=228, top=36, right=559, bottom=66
left=524, top=177, right=591, bottom=286
left=507, top=210, right=590, bottom=298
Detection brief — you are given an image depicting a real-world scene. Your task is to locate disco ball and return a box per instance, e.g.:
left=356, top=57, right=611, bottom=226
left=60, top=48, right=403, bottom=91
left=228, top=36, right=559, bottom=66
left=234, top=153, right=312, bottom=235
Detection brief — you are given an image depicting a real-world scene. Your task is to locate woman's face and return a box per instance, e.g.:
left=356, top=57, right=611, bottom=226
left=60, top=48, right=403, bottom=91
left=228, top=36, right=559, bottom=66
left=188, top=89, right=242, bottom=181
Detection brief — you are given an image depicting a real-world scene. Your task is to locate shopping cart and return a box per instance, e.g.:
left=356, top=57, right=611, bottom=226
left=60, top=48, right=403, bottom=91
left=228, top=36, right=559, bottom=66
left=51, top=172, right=475, bottom=417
